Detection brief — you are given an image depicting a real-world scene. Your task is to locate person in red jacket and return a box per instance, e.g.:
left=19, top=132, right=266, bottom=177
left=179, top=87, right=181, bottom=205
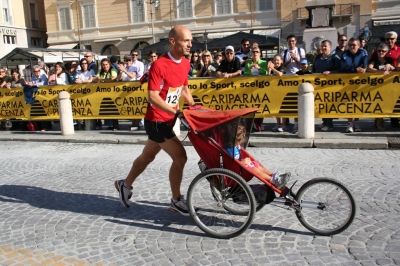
left=114, top=26, right=196, bottom=216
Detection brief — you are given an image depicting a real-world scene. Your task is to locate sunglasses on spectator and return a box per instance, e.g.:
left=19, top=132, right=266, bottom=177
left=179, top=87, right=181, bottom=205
left=289, top=40, right=296, bottom=42
left=84, top=55, right=92, bottom=57
left=252, top=51, right=260, bottom=53
left=124, top=59, right=132, bottom=61
left=202, top=54, right=210, bottom=57
left=243, top=43, right=250, bottom=46
left=193, top=54, right=198, bottom=57
left=339, top=39, right=347, bottom=41
left=81, top=62, right=88, bottom=64
left=33, top=70, right=40, bottom=72
left=377, top=50, right=387, bottom=53
left=131, top=54, right=138, bottom=56
left=386, top=38, right=395, bottom=41
left=348, top=44, right=357, bottom=47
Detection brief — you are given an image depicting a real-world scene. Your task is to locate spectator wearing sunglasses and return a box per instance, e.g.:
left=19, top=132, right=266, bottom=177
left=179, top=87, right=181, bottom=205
left=244, top=46, right=267, bottom=76
left=144, top=50, right=158, bottom=74
left=28, top=65, right=48, bottom=87
left=129, top=49, right=144, bottom=80
left=189, top=51, right=201, bottom=77
left=117, top=55, right=137, bottom=81
left=214, top=52, right=223, bottom=66
left=367, top=43, right=396, bottom=131
left=84, top=52, right=98, bottom=74
left=340, top=38, right=368, bottom=133
left=216, top=46, right=241, bottom=78
left=332, top=34, right=348, bottom=58
left=197, top=50, right=218, bottom=77
left=370, top=31, right=400, bottom=68
left=235, top=38, right=252, bottom=73
left=76, top=58, right=95, bottom=84
left=373, top=31, right=400, bottom=127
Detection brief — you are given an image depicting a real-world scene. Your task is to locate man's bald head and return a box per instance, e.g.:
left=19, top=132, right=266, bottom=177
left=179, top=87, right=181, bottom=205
left=169, top=25, right=189, bottom=39
left=168, top=26, right=192, bottom=59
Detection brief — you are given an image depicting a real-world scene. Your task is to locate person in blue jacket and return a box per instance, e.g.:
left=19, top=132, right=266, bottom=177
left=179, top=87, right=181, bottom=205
left=340, top=37, right=368, bottom=133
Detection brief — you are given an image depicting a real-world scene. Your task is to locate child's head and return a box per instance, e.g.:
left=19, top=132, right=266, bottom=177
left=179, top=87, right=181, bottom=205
left=224, top=123, right=246, bottom=148
left=235, top=125, right=246, bottom=146
left=300, top=58, right=309, bottom=70
left=272, top=54, right=283, bottom=66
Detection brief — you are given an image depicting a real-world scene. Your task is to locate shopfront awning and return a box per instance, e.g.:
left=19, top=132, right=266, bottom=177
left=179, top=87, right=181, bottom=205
left=47, top=43, right=78, bottom=49
left=0, top=47, right=90, bottom=68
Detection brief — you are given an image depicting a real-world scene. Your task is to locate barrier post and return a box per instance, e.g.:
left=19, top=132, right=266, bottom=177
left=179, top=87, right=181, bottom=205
left=298, top=83, right=314, bottom=139
left=173, top=118, right=181, bottom=136
left=58, top=91, right=74, bottom=135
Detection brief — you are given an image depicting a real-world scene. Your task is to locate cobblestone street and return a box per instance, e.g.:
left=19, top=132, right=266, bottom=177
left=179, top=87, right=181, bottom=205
left=0, top=141, right=399, bottom=265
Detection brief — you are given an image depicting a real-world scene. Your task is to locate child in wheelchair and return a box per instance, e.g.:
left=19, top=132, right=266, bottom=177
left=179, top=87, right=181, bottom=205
left=225, top=124, right=291, bottom=189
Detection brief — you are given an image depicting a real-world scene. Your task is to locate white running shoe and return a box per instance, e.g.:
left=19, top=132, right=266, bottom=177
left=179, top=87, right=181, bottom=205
left=271, top=172, right=291, bottom=189
left=346, top=123, right=353, bottom=133
left=170, top=195, right=190, bottom=216
left=114, top=180, right=133, bottom=208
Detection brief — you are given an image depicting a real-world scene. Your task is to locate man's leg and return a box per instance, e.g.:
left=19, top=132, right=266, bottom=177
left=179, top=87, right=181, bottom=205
left=115, top=139, right=161, bottom=207
left=158, top=136, right=187, bottom=200
left=126, top=139, right=161, bottom=187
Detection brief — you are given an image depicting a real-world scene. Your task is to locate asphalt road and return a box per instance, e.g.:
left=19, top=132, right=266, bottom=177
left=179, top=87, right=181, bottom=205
left=0, top=142, right=399, bottom=265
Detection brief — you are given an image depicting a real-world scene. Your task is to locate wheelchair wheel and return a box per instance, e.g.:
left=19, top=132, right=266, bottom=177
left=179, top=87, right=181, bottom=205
left=187, top=168, right=256, bottom=239
left=295, top=178, right=356, bottom=236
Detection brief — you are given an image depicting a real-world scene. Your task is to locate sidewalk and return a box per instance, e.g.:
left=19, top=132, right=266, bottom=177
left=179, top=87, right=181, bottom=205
left=1, top=118, right=400, bottom=149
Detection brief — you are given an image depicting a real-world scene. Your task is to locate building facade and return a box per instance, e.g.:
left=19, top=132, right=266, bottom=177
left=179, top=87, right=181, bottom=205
left=371, top=0, right=400, bottom=41
left=0, top=0, right=47, bottom=58
left=280, top=0, right=372, bottom=43
left=45, top=0, right=282, bottom=57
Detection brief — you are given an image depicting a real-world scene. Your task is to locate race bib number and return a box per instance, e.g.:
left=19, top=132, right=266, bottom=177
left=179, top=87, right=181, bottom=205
left=166, top=86, right=182, bottom=107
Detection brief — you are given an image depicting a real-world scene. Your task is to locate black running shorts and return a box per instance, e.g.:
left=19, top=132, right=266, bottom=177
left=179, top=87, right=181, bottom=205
left=144, top=119, right=176, bottom=143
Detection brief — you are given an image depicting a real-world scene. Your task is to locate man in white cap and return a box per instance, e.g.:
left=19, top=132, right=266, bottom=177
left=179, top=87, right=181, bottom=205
left=215, top=46, right=241, bottom=78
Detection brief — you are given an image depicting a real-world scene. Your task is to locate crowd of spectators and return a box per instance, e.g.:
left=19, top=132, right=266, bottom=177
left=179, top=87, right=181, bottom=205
left=184, top=31, right=400, bottom=133
left=1, top=31, right=400, bottom=133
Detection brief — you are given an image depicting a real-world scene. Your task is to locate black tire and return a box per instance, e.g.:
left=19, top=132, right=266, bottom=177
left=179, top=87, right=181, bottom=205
left=295, top=178, right=356, bottom=236
left=187, top=168, right=256, bottom=239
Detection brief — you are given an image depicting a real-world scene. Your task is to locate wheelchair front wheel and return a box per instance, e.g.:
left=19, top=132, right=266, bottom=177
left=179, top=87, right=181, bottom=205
left=295, top=178, right=356, bottom=236
left=187, top=168, right=256, bottom=239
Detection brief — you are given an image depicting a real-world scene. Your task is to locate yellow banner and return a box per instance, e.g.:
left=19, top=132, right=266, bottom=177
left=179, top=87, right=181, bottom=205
left=1, top=73, right=400, bottom=120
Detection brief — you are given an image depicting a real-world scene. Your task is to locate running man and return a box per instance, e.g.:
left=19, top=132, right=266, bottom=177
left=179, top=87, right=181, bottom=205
left=115, top=26, right=195, bottom=216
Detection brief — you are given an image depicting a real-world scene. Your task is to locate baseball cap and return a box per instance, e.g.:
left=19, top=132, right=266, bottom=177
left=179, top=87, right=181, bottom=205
left=225, top=45, right=234, bottom=52
left=300, top=58, right=308, bottom=64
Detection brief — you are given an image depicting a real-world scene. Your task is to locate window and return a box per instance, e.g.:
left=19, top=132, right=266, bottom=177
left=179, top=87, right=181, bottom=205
left=31, top=37, right=41, bottom=47
left=216, top=0, right=230, bottom=15
left=2, top=0, right=12, bottom=24
left=131, top=0, right=144, bottom=23
left=178, top=0, right=192, bottom=18
left=83, top=4, right=96, bottom=28
left=59, top=7, right=71, bottom=30
left=3, top=35, right=16, bottom=44
left=30, top=3, right=39, bottom=28
left=259, top=0, right=273, bottom=11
